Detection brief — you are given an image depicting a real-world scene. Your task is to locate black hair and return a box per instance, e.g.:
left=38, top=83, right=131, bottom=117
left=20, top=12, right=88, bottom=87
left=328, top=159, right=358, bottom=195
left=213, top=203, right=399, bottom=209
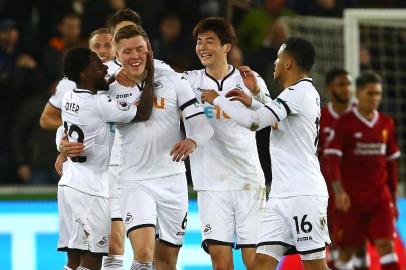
left=109, top=8, right=142, bottom=32
left=283, top=37, right=315, bottom=72
left=325, top=68, right=349, bottom=86
left=356, top=70, right=382, bottom=90
left=63, top=47, right=92, bottom=84
left=192, top=17, right=236, bottom=46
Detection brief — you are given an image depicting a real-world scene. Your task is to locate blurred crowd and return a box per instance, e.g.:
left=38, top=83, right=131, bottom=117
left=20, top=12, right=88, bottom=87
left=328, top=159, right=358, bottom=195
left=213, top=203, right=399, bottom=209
left=0, top=0, right=405, bottom=185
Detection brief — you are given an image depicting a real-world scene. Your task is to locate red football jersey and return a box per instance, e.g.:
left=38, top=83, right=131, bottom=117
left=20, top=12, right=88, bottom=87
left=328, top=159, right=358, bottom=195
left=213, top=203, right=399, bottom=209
left=325, top=108, right=400, bottom=204
left=318, top=103, right=352, bottom=183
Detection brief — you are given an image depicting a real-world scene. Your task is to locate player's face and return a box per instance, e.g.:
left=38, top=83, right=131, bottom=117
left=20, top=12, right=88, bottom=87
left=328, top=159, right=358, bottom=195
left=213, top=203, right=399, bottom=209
left=356, top=83, right=382, bottom=112
left=273, top=44, right=287, bottom=83
left=89, top=33, right=114, bottom=63
left=330, top=74, right=353, bottom=103
left=196, top=31, right=230, bottom=67
left=84, top=53, right=109, bottom=90
left=116, top=35, right=148, bottom=81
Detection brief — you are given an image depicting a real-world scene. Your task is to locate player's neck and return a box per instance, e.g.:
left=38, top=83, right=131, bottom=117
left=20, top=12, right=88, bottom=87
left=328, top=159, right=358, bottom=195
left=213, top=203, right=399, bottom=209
left=357, top=105, right=375, bottom=121
left=206, top=62, right=229, bottom=80
left=331, top=102, right=351, bottom=115
left=77, top=82, right=96, bottom=94
left=284, top=73, right=308, bottom=89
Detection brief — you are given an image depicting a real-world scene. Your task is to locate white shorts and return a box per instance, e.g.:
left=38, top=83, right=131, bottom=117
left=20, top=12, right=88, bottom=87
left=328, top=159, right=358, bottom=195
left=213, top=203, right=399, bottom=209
left=198, top=189, right=266, bottom=252
left=119, top=173, right=188, bottom=247
left=57, top=185, right=110, bottom=255
left=257, top=196, right=331, bottom=260
left=108, top=165, right=121, bottom=220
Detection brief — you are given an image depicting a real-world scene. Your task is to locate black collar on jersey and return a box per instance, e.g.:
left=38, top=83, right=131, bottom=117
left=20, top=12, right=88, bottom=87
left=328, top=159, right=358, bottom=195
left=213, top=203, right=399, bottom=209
left=114, top=58, right=122, bottom=67
left=204, top=66, right=236, bottom=91
left=136, top=81, right=145, bottom=92
left=73, top=89, right=94, bottom=95
left=291, top=78, right=313, bottom=87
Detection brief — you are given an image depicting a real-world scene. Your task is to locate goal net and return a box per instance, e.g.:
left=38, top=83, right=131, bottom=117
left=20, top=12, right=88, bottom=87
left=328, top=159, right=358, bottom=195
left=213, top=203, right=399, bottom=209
left=285, top=9, right=406, bottom=187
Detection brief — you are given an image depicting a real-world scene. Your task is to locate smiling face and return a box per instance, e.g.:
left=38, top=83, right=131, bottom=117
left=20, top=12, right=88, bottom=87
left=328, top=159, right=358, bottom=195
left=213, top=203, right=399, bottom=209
left=89, top=33, right=114, bottom=62
left=195, top=31, right=230, bottom=68
left=116, top=35, right=148, bottom=81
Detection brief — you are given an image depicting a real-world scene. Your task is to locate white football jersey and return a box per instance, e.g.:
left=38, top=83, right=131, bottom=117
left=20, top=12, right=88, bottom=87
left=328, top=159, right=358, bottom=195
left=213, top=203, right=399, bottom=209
left=107, top=58, right=173, bottom=166
left=214, top=78, right=328, bottom=198
left=109, top=66, right=203, bottom=181
left=183, top=66, right=266, bottom=191
left=59, top=88, right=137, bottom=197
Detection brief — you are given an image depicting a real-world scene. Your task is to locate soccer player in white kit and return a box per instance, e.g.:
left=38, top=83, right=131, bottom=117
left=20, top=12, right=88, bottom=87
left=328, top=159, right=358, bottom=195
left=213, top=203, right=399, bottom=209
left=110, top=25, right=213, bottom=270
left=57, top=47, right=138, bottom=270
left=201, top=37, right=331, bottom=270
left=182, top=17, right=267, bottom=270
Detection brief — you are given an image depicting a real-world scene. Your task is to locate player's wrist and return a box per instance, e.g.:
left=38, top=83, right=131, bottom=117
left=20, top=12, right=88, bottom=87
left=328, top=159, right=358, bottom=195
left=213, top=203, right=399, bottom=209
left=186, top=138, right=197, bottom=148
left=251, top=85, right=260, bottom=96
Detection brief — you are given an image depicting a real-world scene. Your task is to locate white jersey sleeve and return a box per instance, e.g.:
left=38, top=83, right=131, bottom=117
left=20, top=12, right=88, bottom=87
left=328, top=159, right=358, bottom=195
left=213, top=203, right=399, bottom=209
left=49, top=78, right=76, bottom=109
left=55, top=125, right=65, bottom=152
left=154, top=59, right=173, bottom=71
left=95, top=94, right=137, bottom=123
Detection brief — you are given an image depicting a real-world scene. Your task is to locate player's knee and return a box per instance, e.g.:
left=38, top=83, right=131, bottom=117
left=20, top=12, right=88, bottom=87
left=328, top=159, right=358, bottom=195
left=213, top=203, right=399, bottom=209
left=155, top=254, right=177, bottom=270
left=375, top=239, right=395, bottom=256
left=109, top=238, right=124, bottom=255
left=211, top=260, right=233, bottom=270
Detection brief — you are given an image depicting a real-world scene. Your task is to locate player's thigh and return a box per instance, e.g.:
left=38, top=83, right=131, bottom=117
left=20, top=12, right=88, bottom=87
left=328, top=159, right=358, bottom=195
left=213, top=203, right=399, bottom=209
left=234, top=188, right=266, bottom=248
left=337, top=207, right=367, bottom=248
left=119, top=181, right=157, bottom=234
left=283, top=196, right=331, bottom=259
left=153, top=174, right=188, bottom=247
left=109, top=220, right=125, bottom=255
left=368, top=197, right=396, bottom=244
left=302, top=258, right=329, bottom=270
left=128, top=226, right=156, bottom=261
left=154, top=239, right=181, bottom=268
left=197, top=190, right=235, bottom=252
left=68, top=187, right=110, bottom=255
left=108, top=165, right=121, bottom=220
left=256, top=198, right=292, bottom=262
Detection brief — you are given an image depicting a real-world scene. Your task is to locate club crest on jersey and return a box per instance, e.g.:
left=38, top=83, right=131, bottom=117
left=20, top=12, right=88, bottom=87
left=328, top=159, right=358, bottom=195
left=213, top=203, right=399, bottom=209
left=382, top=129, right=388, bottom=142
left=125, top=212, right=133, bottom=224
left=154, top=81, right=163, bottom=89
left=96, top=236, right=108, bottom=248
left=320, top=216, right=327, bottom=231
left=203, top=224, right=212, bottom=235
left=235, top=84, right=242, bottom=90
left=117, top=101, right=131, bottom=111
left=354, top=132, right=363, bottom=139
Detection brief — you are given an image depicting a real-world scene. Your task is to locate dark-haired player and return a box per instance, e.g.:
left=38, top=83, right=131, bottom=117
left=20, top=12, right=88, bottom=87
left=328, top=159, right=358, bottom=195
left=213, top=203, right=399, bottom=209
left=201, top=37, right=331, bottom=270
left=182, top=17, right=267, bottom=270
left=325, top=71, right=401, bottom=270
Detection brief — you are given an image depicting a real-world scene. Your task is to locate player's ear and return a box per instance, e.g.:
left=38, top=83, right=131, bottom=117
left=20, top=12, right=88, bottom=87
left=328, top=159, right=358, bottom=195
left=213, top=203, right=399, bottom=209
left=224, top=43, right=232, bottom=54
left=285, top=57, right=293, bottom=70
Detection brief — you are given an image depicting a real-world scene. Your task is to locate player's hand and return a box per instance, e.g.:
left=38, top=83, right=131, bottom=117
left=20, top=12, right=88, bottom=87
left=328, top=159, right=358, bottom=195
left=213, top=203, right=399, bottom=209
left=225, top=88, right=252, bottom=107
left=59, top=135, right=84, bottom=157
left=201, top=90, right=219, bottom=105
left=335, top=189, right=351, bottom=212
left=54, top=153, right=67, bottom=176
left=238, top=66, right=260, bottom=95
left=170, top=139, right=197, bottom=162
left=115, top=67, right=136, bottom=87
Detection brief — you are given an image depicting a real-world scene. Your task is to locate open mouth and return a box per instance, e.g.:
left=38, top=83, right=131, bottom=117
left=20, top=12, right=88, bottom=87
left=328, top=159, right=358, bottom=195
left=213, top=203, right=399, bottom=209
left=200, top=53, right=213, bottom=59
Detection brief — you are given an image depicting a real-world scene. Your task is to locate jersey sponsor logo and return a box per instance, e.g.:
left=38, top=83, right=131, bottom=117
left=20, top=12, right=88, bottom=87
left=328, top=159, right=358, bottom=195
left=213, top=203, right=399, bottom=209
left=176, top=231, right=185, bottom=236
left=354, top=142, right=386, bottom=155
left=116, top=93, right=133, bottom=99
left=197, top=87, right=205, bottom=92
left=203, top=105, right=230, bottom=120
left=154, top=81, right=163, bottom=89
left=203, top=224, right=212, bottom=235
left=153, top=96, right=165, bottom=109
left=96, top=236, right=108, bottom=248
left=124, top=212, right=133, bottom=224
left=117, top=101, right=131, bottom=111
left=65, top=102, right=80, bottom=113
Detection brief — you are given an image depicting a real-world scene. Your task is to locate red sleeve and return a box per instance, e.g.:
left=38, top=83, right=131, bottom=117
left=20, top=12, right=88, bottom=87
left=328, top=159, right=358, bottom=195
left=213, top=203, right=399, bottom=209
left=386, top=117, right=401, bottom=160
left=386, top=117, right=400, bottom=195
left=324, top=118, right=345, bottom=182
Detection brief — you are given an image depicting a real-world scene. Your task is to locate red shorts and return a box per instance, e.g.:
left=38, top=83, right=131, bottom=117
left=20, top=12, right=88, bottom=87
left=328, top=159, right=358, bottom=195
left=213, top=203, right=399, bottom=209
left=334, top=194, right=396, bottom=247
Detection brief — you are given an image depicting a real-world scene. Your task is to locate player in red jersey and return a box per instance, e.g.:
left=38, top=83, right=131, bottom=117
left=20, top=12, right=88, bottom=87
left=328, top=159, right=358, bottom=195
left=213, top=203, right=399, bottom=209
left=325, top=71, right=401, bottom=270
left=318, top=68, right=353, bottom=267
